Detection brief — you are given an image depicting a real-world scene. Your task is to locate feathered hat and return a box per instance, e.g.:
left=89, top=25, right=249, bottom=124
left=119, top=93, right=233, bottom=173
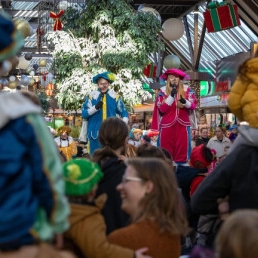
left=63, top=159, right=103, bottom=196
left=159, top=68, right=186, bottom=81
left=92, top=71, right=116, bottom=84
left=56, top=125, right=72, bottom=135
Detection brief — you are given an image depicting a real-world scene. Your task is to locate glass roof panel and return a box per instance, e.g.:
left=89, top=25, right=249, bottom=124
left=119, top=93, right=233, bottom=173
left=170, top=2, right=258, bottom=69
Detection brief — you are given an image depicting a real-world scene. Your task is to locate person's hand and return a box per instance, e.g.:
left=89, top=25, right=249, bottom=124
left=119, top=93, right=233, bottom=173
left=217, top=196, right=229, bottom=221
left=54, top=233, right=63, bottom=249
left=95, top=101, right=103, bottom=110
left=118, top=155, right=127, bottom=163
left=179, top=95, right=186, bottom=104
left=135, top=247, right=152, bottom=258
left=170, top=84, right=177, bottom=98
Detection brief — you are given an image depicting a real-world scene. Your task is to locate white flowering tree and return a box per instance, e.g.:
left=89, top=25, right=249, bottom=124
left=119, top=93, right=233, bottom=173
left=47, top=0, right=164, bottom=111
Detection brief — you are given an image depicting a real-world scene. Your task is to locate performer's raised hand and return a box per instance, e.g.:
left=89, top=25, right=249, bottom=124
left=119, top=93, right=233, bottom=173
left=170, top=84, right=177, bottom=98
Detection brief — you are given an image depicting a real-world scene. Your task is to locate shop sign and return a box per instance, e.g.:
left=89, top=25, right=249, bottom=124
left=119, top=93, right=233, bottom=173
left=200, top=94, right=229, bottom=108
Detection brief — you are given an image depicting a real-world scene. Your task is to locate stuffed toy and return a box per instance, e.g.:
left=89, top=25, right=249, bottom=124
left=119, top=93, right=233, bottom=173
left=128, top=128, right=142, bottom=147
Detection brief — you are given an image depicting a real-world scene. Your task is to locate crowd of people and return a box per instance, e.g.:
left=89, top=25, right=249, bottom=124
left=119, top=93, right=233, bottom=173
left=2, top=10, right=258, bottom=258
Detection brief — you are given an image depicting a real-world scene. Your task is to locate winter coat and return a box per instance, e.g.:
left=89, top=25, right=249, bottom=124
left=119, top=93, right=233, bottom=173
left=0, top=92, right=69, bottom=246
left=207, top=136, right=232, bottom=159
left=191, top=125, right=258, bottom=215
left=64, top=194, right=134, bottom=258
left=108, top=220, right=181, bottom=258
left=96, top=157, right=129, bottom=234
left=228, top=57, right=258, bottom=128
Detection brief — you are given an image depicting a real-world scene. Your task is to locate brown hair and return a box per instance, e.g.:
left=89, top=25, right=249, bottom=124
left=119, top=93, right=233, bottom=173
left=165, top=78, right=185, bottom=109
left=126, top=157, right=188, bottom=236
left=217, top=125, right=227, bottom=135
left=215, top=209, right=258, bottom=258
left=91, top=117, right=128, bottom=164
left=137, top=143, right=166, bottom=160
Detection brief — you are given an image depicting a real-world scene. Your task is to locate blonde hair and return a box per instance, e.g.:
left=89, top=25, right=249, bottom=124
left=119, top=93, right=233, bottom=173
left=165, top=78, right=185, bottom=109
left=216, top=210, right=258, bottom=258
left=127, top=157, right=188, bottom=236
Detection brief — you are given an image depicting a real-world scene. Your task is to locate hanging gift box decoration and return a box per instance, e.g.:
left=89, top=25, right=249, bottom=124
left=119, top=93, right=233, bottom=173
left=49, top=10, right=65, bottom=31
left=45, top=83, right=54, bottom=96
left=143, top=63, right=157, bottom=78
left=203, top=1, right=241, bottom=33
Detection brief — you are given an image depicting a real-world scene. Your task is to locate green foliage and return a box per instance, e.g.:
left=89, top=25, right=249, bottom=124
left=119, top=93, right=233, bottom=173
left=70, top=126, right=81, bottom=138
left=49, top=0, right=164, bottom=111
left=54, top=51, right=83, bottom=82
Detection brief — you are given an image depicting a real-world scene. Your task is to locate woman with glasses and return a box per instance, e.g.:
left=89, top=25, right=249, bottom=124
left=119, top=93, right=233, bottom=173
left=108, top=157, right=188, bottom=258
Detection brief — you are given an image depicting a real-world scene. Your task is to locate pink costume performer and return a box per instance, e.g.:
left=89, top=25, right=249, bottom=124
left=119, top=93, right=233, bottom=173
left=151, top=68, right=197, bottom=163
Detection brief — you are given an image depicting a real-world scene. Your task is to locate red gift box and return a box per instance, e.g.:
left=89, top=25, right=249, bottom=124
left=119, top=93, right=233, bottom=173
left=203, top=3, right=241, bottom=33
left=215, top=81, right=229, bottom=92
left=143, top=63, right=157, bottom=78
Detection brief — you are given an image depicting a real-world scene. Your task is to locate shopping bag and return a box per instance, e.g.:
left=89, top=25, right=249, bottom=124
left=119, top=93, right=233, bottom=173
left=78, top=119, right=88, bottom=143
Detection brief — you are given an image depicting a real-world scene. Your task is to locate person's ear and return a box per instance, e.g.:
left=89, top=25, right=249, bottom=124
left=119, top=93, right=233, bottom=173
left=145, top=180, right=154, bottom=194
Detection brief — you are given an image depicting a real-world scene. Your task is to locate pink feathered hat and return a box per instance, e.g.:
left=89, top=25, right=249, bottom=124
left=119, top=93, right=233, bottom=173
left=160, top=68, right=186, bottom=81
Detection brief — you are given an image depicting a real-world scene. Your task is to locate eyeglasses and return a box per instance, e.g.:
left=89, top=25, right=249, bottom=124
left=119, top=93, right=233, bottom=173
left=122, top=176, right=143, bottom=184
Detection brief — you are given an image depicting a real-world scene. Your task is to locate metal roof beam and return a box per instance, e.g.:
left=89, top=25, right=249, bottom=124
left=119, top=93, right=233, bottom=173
left=133, top=1, right=198, bottom=6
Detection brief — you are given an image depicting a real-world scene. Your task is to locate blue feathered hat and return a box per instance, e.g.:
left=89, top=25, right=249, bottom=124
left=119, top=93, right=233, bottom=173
left=0, top=12, right=24, bottom=62
left=92, top=71, right=116, bottom=84
left=229, top=124, right=238, bottom=130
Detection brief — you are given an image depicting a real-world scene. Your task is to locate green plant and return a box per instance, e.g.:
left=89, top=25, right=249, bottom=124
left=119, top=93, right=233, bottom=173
left=47, top=0, right=164, bottom=111
left=70, top=126, right=81, bottom=139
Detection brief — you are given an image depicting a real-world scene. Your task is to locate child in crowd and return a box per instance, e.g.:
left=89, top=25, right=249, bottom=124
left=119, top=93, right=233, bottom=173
left=228, top=125, right=238, bottom=143
left=55, top=126, right=77, bottom=160
left=128, top=128, right=142, bottom=147
left=218, top=146, right=230, bottom=163
left=197, top=115, right=209, bottom=137
left=147, top=130, right=159, bottom=146
left=63, top=158, right=151, bottom=258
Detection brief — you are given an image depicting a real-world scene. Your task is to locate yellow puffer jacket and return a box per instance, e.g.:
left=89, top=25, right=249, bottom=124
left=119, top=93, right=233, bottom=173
left=228, top=57, right=258, bottom=128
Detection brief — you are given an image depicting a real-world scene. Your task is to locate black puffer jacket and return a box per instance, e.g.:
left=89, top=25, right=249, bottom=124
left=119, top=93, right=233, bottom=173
left=96, top=157, right=129, bottom=234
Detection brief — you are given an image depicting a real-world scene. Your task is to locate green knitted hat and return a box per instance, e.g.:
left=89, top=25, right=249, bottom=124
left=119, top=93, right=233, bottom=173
left=63, top=158, right=103, bottom=196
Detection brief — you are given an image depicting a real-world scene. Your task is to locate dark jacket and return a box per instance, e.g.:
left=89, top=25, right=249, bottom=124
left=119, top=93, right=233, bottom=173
left=191, top=126, right=258, bottom=215
left=96, top=157, right=129, bottom=234
left=176, top=165, right=208, bottom=204
left=195, top=136, right=210, bottom=146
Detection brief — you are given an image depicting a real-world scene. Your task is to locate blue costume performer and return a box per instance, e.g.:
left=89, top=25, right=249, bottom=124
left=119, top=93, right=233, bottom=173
left=82, top=71, right=128, bottom=155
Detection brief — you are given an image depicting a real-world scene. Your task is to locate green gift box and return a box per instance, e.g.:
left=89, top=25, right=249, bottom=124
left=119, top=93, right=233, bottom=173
left=203, top=2, right=241, bottom=33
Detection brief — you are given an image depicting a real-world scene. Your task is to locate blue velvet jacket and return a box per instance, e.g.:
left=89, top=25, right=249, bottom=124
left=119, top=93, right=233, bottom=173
left=0, top=92, right=69, bottom=246
left=82, top=89, right=128, bottom=153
